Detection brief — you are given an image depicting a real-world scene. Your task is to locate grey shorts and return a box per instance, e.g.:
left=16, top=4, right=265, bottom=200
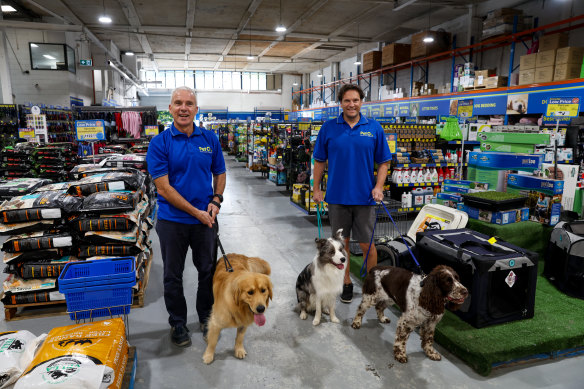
left=328, top=204, right=375, bottom=243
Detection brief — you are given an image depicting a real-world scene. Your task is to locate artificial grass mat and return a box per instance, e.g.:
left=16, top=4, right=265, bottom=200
left=349, top=255, right=584, bottom=376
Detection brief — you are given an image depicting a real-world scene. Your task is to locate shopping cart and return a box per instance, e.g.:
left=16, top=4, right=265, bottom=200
left=349, top=199, right=408, bottom=265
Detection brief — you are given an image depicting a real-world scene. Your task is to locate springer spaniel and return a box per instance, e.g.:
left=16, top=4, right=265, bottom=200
left=351, top=265, right=468, bottom=363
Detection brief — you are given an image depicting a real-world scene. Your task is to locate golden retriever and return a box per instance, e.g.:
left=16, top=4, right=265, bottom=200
left=202, top=253, right=273, bottom=364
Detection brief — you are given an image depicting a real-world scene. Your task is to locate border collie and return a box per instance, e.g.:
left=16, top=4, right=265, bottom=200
left=296, top=228, right=347, bottom=325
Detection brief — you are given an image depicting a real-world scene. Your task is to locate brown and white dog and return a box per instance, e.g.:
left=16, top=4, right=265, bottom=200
left=202, top=254, right=273, bottom=364
left=351, top=265, right=468, bottom=363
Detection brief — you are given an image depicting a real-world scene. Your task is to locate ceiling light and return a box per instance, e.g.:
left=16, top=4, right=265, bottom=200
left=1, top=5, right=17, bottom=13
left=293, top=82, right=298, bottom=86
left=275, top=0, right=286, bottom=33
left=43, top=54, right=55, bottom=60
left=99, top=16, right=112, bottom=23
left=275, top=25, right=286, bottom=33
left=247, top=55, right=254, bottom=60
left=354, top=60, right=361, bottom=65
left=317, top=73, right=323, bottom=77
left=30, top=43, right=38, bottom=48
left=124, top=51, right=135, bottom=56
left=423, top=36, right=434, bottom=43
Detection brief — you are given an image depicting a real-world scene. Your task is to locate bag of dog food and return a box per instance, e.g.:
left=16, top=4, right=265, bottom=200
left=81, top=191, right=142, bottom=213
left=77, top=243, right=144, bottom=258
left=68, top=172, right=145, bottom=197
left=10, top=256, right=78, bottom=279
left=69, top=198, right=149, bottom=233
left=0, top=191, right=82, bottom=223
left=0, top=178, right=53, bottom=200
left=68, top=164, right=101, bottom=180
left=32, top=182, right=71, bottom=193
left=82, top=225, right=140, bottom=245
left=2, top=231, right=73, bottom=253
left=100, top=154, right=147, bottom=170
left=0, top=330, right=46, bottom=388
left=0, top=220, right=57, bottom=236
left=3, top=249, right=67, bottom=264
left=3, top=274, right=56, bottom=295
left=16, top=319, right=128, bottom=389
left=2, top=289, right=65, bottom=305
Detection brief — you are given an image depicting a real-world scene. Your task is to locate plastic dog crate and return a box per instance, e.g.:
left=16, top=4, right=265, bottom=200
left=416, top=228, right=538, bottom=328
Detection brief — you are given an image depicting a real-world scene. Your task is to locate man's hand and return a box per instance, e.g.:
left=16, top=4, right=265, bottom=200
left=372, top=187, right=384, bottom=202
left=207, top=202, right=220, bottom=224
left=312, top=188, right=324, bottom=203
left=195, top=209, right=214, bottom=228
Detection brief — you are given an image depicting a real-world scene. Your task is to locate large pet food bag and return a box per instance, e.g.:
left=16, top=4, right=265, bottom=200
left=15, top=318, right=128, bottom=389
left=0, top=330, right=45, bottom=388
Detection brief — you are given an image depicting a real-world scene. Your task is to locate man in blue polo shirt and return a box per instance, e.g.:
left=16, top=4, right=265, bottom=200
left=147, top=86, right=226, bottom=347
left=312, top=84, right=391, bottom=303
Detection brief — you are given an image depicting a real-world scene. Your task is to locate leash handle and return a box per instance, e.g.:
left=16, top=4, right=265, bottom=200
left=379, top=201, right=425, bottom=276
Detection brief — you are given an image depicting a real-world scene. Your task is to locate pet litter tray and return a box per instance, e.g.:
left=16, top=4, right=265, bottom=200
left=406, top=204, right=468, bottom=242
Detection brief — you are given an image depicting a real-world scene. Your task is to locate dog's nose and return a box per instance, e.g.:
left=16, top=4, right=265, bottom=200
left=461, top=288, right=469, bottom=297
left=341, top=257, right=346, bottom=263
left=256, top=305, right=265, bottom=313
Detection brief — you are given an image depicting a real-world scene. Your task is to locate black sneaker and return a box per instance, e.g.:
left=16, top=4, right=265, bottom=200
left=170, top=325, right=191, bottom=347
left=340, top=283, right=353, bottom=303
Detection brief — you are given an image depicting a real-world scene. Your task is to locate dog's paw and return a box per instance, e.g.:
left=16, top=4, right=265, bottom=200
left=312, top=318, right=321, bottom=326
left=300, top=311, right=307, bottom=320
left=379, top=316, right=391, bottom=324
left=394, top=353, right=408, bottom=364
left=234, top=348, right=247, bottom=359
left=425, top=349, right=442, bottom=361
left=330, top=316, right=340, bottom=324
left=202, top=352, right=214, bottom=365
left=351, top=318, right=361, bottom=329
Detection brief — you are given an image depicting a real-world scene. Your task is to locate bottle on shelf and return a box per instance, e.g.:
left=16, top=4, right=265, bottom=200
left=395, top=168, right=403, bottom=184
left=402, top=191, right=409, bottom=208
left=438, top=167, right=444, bottom=183
left=417, top=168, right=424, bottom=184
left=410, top=168, right=418, bottom=184
left=424, top=168, right=432, bottom=183
left=430, top=167, right=438, bottom=183
left=403, top=168, right=410, bottom=184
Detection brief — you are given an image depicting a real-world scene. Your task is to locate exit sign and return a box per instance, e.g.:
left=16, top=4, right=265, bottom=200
left=79, top=59, right=92, bottom=66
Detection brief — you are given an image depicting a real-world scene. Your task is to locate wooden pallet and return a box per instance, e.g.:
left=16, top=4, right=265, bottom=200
left=3, top=255, right=152, bottom=321
left=122, top=346, right=137, bottom=389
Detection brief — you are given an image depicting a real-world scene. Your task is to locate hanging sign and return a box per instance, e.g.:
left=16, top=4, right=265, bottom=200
left=18, top=128, right=35, bottom=141
left=144, top=125, right=159, bottom=137
left=79, top=59, right=92, bottom=66
left=457, top=99, right=474, bottom=118
left=541, top=116, right=572, bottom=126
left=75, top=120, right=106, bottom=141
left=546, top=97, right=580, bottom=117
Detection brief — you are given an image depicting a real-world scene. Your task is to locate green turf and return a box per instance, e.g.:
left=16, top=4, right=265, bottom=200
left=349, top=255, right=584, bottom=376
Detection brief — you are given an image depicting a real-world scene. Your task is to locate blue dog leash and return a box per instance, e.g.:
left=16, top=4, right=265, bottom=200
left=360, top=201, right=425, bottom=277
left=316, top=203, right=323, bottom=239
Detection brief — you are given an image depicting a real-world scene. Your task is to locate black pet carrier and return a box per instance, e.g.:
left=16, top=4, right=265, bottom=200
left=416, top=228, right=538, bottom=328
left=545, top=221, right=584, bottom=299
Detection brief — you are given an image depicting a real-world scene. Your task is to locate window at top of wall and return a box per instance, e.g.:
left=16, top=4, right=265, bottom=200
left=29, top=43, right=76, bottom=74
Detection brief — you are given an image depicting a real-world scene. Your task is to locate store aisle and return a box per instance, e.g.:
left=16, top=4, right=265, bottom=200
left=1, top=155, right=582, bottom=389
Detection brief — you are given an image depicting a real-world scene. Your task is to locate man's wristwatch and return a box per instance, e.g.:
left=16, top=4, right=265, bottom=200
left=213, top=193, right=224, bottom=203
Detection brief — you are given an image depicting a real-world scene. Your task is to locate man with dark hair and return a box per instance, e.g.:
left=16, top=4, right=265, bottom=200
left=312, top=84, right=391, bottom=303
left=147, top=86, right=226, bottom=347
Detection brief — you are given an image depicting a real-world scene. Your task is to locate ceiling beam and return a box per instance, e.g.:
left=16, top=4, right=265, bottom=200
left=242, top=0, right=329, bottom=72
left=184, top=0, right=196, bottom=68
left=117, top=0, right=158, bottom=71
left=213, top=0, right=263, bottom=70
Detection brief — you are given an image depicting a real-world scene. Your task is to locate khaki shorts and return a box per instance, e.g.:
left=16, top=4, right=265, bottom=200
left=328, top=204, right=375, bottom=243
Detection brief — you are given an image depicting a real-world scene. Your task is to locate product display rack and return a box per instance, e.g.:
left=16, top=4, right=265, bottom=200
left=19, top=105, right=74, bottom=143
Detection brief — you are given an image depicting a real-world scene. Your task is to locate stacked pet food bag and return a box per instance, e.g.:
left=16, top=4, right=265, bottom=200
left=0, top=143, right=37, bottom=179
left=0, top=318, right=130, bottom=389
left=32, top=143, right=78, bottom=182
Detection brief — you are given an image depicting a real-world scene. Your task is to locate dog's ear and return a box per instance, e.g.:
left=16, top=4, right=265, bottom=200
left=315, top=238, right=327, bottom=250
left=334, top=228, right=344, bottom=242
left=267, top=279, right=273, bottom=303
left=232, top=279, right=241, bottom=305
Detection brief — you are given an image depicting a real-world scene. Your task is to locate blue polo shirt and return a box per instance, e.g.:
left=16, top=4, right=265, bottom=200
left=147, top=122, right=226, bottom=224
left=313, top=114, right=391, bottom=205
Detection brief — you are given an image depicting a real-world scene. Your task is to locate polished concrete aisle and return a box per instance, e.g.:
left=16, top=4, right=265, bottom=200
left=1, top=155, right=582, bottom=388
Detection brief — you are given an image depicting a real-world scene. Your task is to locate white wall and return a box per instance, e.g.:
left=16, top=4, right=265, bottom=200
left=139, top=74, right=301, bottom=111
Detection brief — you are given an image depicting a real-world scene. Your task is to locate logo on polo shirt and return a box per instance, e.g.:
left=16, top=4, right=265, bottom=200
left=199, top=146, right=212, bottom=153
left=360, top=131, right=375, bottom=138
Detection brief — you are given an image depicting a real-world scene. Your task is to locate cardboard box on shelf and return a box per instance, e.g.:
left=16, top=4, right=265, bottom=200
left=410, top=30, right=451, bottom=58
left=457, top=204, right=530, bottom=225
left=539, top=32, right=569, bottom=52
left=535, top=49, right=557, bottom=68
left=485, top=76, right=508, bottom=88
left=475, top=69, right=497, bottom=78
left=483, top=14, right=523, bottom=29
left=382, top=43, right=411, bottom=66
left=482, top=23, right=523, bottom=40
left=555, top=47, right=584, bottom=65
left=519, top=53, right=537, bottom=70
left=519, top=69, right=535, bottom=85
left=554, top=62, right=582, bottom=81
left=486, top=7, right=522, bottom=19
left=534, top=66, right=555, bottom=83
left=362, top=50, right=382, bottom=72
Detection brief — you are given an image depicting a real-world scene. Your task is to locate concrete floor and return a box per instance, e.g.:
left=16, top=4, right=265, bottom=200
left=1, top=155, right=583, bottom=388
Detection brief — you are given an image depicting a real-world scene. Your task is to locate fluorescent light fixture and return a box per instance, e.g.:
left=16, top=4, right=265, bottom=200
left=99, top=16, right=112, bottom=23
left=293, top=82, right=298, bottom=86
left=30, top=43, right=38, bottom=48
left=247, top=55, right=254, bottom=60
left=275, top=25, right=286, bottom=32
left=317, top=73, right=323, bottom=77
left=124, top=51, right=135, bottom=56
left=423, top=36, right=434, bottom=43
left=1, top=5, right=17, bottom=13
left=43, top=54, right=56, bottom=60
left=354, top=60, right=361, bottom=65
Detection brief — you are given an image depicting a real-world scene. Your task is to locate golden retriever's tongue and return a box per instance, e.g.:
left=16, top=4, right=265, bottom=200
left=254, top=313, right=266, bottom=326
left=336, top=263, right=344, bottom=270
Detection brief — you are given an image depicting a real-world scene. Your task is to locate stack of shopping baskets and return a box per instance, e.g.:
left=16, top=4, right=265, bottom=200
left=58, top=257, right=136, bottom=321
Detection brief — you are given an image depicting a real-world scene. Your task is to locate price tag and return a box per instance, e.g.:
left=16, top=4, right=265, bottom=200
left=546, top=97, right=580, bottom=118
left=75, top=120, right=106, bottom=141
left=457, top=99, right=474, bottom=118
left=144, top=125, right=159, bottom=137
left=18, top=128, right=35, bottom=141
